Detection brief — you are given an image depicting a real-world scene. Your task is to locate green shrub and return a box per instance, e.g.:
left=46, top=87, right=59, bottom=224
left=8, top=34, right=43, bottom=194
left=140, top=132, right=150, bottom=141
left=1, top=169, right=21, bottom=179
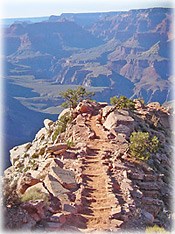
left=21, top=187, right=49, bottom=203
left=129, top=132, right=159, bottom=160
left=145, top=225, right=169, bottom=233
left=52, top=113, right=72, bottom=141
left=31, top=153, right=39, bottom=158
left=61, top=86, right=94, bottom=109
left=66, top=139, right=75, bottom=148
left=110, top=95, right=135, bottom=110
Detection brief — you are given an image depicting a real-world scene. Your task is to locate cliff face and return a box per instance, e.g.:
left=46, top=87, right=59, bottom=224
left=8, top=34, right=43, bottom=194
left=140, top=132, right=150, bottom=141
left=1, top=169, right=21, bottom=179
left=4, top=8, right=173, bottom=104
left=3, top=100, right=173, bottom=232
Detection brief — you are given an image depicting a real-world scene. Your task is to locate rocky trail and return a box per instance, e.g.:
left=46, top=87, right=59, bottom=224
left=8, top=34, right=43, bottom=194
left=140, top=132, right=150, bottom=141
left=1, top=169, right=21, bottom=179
left=3, top=100, right=172, bottom=232
left=75, top=114, right=124, bottom=231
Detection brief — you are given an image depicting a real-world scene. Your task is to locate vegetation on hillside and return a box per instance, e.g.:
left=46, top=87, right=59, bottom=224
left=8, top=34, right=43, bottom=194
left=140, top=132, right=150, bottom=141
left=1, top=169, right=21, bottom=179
left=129, top=131, right=159, bottom=160
left=145, top=225, right=169, bottom=233
left=21, top=187, right=49, bottom=204
left=52, top=112, right=72, bottom=141
left=110, top=95, right=135, bottom=110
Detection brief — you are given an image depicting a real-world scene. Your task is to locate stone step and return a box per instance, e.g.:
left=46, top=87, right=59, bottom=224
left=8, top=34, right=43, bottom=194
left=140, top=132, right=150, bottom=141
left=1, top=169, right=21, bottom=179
left=83, top=155, right=101, bottom=159
left=82, top=160, right=100, bottom=163
left=81, top=173, right=107, bottom=177
left=89, top=204, right=119, bottom=210
left=81, top=196, right=116, bottom=202
left=83, top=184, right=113, bottom=190
left=82, top=164, right=105, bottom=169
left=81, top=194, right=116, bottom=201
left=76, top=214, right=123, bottom=229
left=81, top=204, right=118, bottom=212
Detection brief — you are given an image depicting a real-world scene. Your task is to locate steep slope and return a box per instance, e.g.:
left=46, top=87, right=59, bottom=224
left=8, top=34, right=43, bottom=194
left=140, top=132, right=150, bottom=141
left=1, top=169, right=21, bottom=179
left=90, top=8, right=172, bottom=43
left=3, top=100, right=173, bottom=232
left=4, top=8, right=173, bottom=104
left=4, top=80, right=58, bottom=169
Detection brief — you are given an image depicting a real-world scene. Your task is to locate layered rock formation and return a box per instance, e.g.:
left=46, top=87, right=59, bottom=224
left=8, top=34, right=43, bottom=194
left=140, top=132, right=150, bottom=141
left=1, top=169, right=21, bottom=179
left=3, top=100, right=173, bottom=232
left=4, top=8, right=173, bottom=103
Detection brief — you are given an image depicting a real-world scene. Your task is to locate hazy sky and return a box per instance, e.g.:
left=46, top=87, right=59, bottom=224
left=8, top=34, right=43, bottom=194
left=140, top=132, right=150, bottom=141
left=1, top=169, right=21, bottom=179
left=2, top=0, right=173, bottom=19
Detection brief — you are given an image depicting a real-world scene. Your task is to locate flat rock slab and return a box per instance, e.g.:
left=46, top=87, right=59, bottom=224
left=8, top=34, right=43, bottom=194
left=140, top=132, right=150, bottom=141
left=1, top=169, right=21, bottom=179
left=51, top=166, right=77, bottom=190
left=44, top=175, right=69, bottom=196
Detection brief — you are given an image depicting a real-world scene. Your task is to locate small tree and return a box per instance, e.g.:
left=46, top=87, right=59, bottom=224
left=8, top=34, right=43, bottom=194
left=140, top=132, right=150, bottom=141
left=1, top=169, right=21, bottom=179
left=129, top=131, right=159, bottom=160
left=110, top=95, right=135, bottom=110
left=60, top=86, right=94, bottom=109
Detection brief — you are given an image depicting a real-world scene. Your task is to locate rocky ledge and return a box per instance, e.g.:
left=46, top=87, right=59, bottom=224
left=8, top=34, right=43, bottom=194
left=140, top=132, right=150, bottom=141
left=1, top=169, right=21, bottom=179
left=2, top=99, right=173, bottom=232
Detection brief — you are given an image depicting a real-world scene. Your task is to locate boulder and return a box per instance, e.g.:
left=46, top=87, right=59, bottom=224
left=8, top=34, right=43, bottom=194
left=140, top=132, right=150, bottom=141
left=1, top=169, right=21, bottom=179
left=141, top=210, right=154, bottom=224
left=131, top=189, right=143, bottom=198
left=102, top=106, right=114, bottom=118
left=114, top=124, right=132, bottom=137
left=58, top=108, right=70, bottom=120
left=44, top=119, right=53, bottom=130
left=98, top=102, right=108, bottom=108
left=147, top=102, right=161, bottom=110
left=76, top=102, right=93, bottom=114
left=103, top=110, right=134, bottom=131
left=23, top=182, right=49, bottom=199
left=63, top=204, right=78, bottom=214
left=44, top=175, right=69, bottom=197
left=17, top=173, right=40, bottom=195
left=50, top=166, right=77, bottom=190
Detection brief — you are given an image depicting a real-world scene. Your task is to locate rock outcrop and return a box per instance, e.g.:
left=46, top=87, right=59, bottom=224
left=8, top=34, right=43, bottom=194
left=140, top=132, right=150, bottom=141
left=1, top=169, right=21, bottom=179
left=2, top=100, right=173, bottom=232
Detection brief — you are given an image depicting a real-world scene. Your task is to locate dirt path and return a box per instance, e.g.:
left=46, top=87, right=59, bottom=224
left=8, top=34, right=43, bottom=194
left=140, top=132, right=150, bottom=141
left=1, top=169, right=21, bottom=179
left=77, top=115, right=123, bottom=231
